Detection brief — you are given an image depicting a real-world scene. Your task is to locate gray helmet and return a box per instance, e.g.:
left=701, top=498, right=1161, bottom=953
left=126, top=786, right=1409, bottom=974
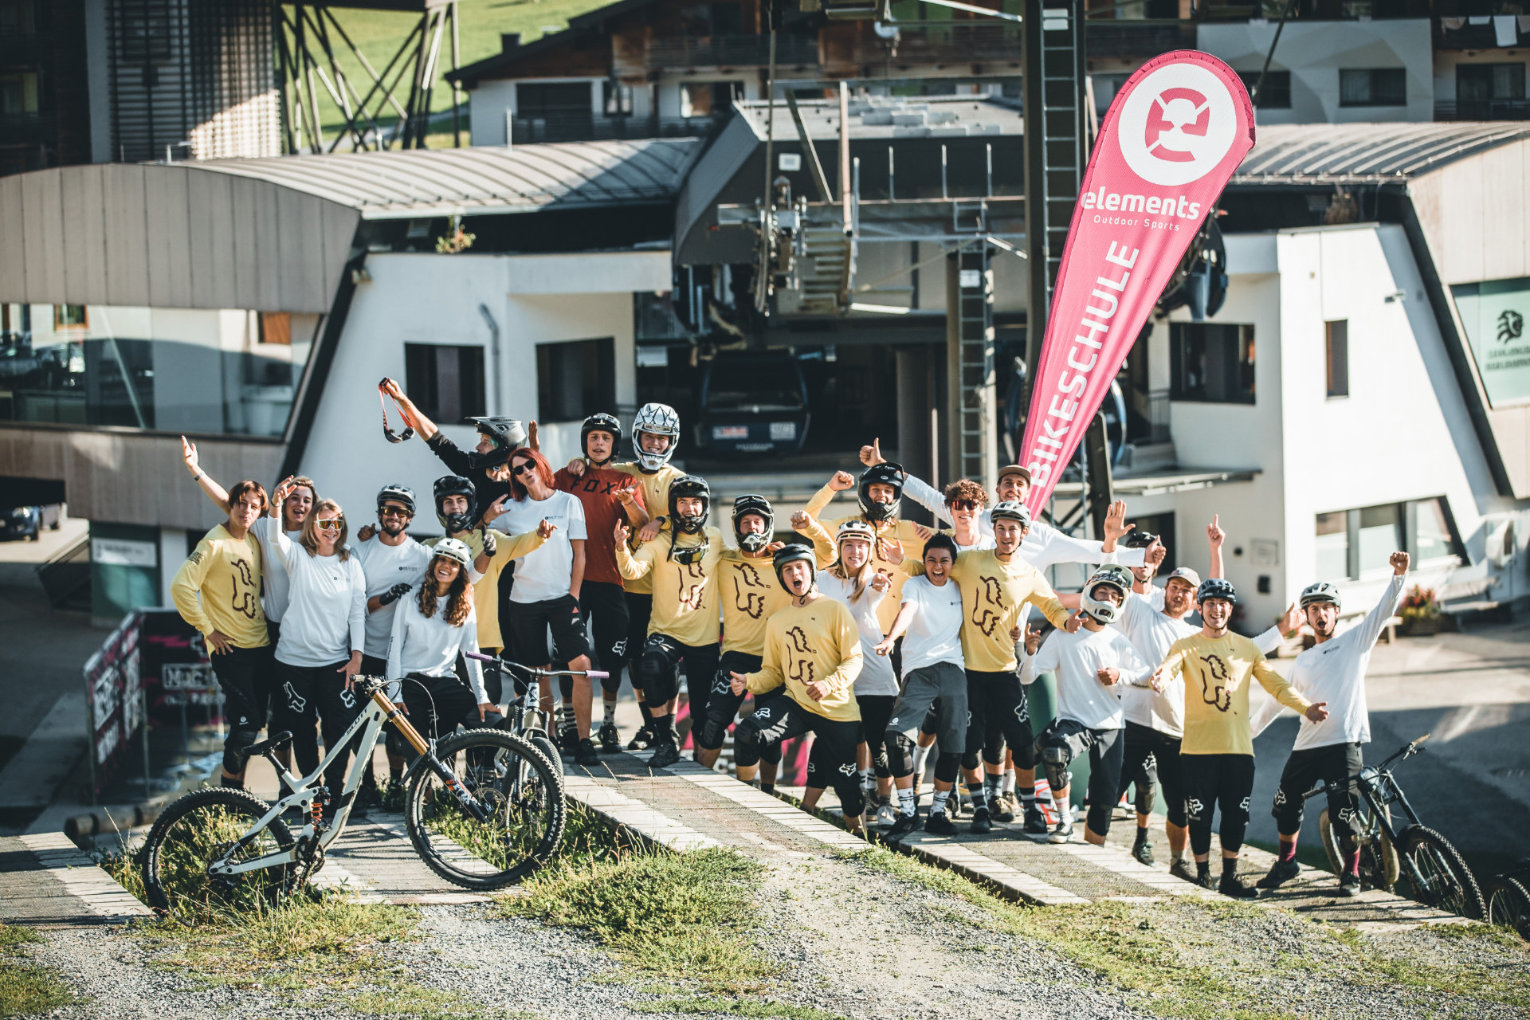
left=375, top=483, right=415, bottom=516
left=631, top=402, right=680, bottom=471
left=772, top=542, right=817, bottom=589
left=1081, top=564, right=1134, bottom=624
left=990, top=500, right=1032, bottom=530
left=1300, top=581, right=1342, bottom=611
left=1197, top=577, right=1237, bottom=606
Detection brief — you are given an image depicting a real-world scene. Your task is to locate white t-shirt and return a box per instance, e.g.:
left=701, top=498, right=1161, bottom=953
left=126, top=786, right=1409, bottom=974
left=249, top=517, right=303, bottom=623
left=269, top=532, right=366, bottom=668
left=1251, top=572, right=1406, bottom=750
left=1021, top=625, right=1149, bottom=731
left=353, top=535, right=433, bottom=658
left=816, top=570, right=899, bottom=697
left=384, top=592, right=485, bottom=703
left=490, top=490, right=587, bottom=604
left=898, top=574, right=964, bottom=673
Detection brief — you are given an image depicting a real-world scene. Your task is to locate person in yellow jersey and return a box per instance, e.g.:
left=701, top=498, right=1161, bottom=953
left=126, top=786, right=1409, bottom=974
left=568, top=401, right=684, bottom=749
left=948, top=500, right=1079, bottom=836
left=729, top=544, right=867, bottom=834
left=615, top=474, right=721, bottom=769
left=170, top=479, right=271, bottom=791
left=1152, top=576, right=1329, bottom=899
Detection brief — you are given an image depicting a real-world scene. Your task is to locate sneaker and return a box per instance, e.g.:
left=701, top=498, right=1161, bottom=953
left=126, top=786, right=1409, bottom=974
left=1256, top=857, right=1301, bottom=890
left=598, top=722, right=621, bottom=754
left=924, top=811, right=956, bottom=836
left=887, top=812, right=919, bottom=838
left=1023, top=804, right=1049, bottom=838
left=626, top=725, right=655, bottom=751
left=989, top=793, right=1016, bottom=823
left=1338, top=872, right=1362, bottom=897
left=874, top=800, right=898, bottom=827
left=558, top=727, right=579, bottom=758
left=1132, top=840, right=1155, bottom=866
left=1169, top=859, right=1199, bottom=884
left=970, top=807, right=993, bottom=835
left=1047, top=816, right=1075, bottom=844
left=1219, top=872, right=1262, bottom=900
left=648, top=737, right=681, bottom=769
left=574, top=737, right=600, bottom=768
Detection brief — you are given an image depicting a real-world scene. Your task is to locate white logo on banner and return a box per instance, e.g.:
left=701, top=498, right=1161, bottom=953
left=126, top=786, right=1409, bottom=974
left=1118, top=62, right=1238, bottom=187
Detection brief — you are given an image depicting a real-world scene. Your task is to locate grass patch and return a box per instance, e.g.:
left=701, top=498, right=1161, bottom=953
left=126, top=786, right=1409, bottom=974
left=498, top=846, right=776, bottom=993
left=0, top=924, right=77, bottom=1018
left=634, top=996, right=854, bottom=1020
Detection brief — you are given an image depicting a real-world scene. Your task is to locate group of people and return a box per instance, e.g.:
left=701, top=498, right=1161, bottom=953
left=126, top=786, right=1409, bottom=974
left=170, top=384, right=1409, bottom=899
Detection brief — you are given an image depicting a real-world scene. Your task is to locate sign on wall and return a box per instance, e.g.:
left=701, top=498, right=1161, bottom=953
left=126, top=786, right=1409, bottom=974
left=1453, top=277, right=1530, bottom=408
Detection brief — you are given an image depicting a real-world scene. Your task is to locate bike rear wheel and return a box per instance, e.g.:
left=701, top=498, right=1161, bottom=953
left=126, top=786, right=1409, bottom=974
left=140, top=787, right=294, bottom=922
left=1319, top=805, right=1399, bottom=891
left=1397, top=825, right=1486, bottom=919
left=404, top=727, right=566, bottom=890
left=1485, top=876, right=1530, bottom=941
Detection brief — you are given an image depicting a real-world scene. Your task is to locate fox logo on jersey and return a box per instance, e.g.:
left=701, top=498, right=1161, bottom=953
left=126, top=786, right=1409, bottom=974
left=1196, top=653, right=1232, bottom=711
left=733, top=562, right=770, bottom=620
left=231, top=558, right=259, bottom=619
left=971, top=575, right=1007, bottom=636
left=785, top=625, right=816, bottom=685
left=676, top=559, right=708, bottom=612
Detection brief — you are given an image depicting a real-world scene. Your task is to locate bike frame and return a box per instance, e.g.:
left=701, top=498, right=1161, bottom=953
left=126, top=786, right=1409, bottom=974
left=464, top=652, right=606, bottom=745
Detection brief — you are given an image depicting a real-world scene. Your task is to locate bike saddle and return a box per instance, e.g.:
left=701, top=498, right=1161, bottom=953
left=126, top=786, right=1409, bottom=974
left=241, top=730, right=294, bottom=758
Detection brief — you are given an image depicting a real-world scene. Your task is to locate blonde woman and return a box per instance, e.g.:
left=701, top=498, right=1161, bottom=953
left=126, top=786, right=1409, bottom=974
left=268, top=479, right=367, bottom=801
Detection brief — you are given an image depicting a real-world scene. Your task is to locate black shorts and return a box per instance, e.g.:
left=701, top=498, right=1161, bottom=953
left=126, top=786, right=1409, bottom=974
left=1182, top=752, right=1257, bottom=856
left=508, top=594, right=590, bottom=665
left=1117, top=721, right=1186, bottom=827
left=1272, top=742, right=1364, bottom=843
left=579, top=580, right=630, bottom=694
left=964, top=669, right=1033, bottom=772
left=1036, top=719, right=1125, bottom=836
left=697, top=650, right=763, bottom=752
left=734, top=690, right=864, bottom=817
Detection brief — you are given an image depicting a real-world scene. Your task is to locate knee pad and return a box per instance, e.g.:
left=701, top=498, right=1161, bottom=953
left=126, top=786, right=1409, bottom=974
left=1086, top=803, right=1113, bottom=837
left=698, top=717, right=729, bottom=752
left=637, top=640, right=678, bottom=704
left=1134, top=778, right=1156, bottom=816
left=960, top=750, right=981, bottom=772
left=934, top=752, right=962, bottom=784
left=732, top=718, right=764, bottom=768
left=223, top=726, right=261, bottom=774
left=886, top=733, right=916, bottom=776
left=759, top=740, right=782, bottom=766
left=601, top=670, right=622, bottom=696
left=1040, top=739, right=1072, bottom=793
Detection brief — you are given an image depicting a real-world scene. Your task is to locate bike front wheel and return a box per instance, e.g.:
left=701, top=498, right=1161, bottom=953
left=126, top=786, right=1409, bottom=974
left=404, top=728, right=567, bottom=890
left=140, top=786, right=295, bottom=922
left=1319, top=805, right=1399, bottom=891
left=1485, top=876, right=1530, bottom=941
left=1397, top=825, right=1486, bottom=919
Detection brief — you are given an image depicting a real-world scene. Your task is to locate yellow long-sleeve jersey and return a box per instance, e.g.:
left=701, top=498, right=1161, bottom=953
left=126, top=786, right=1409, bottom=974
left=1158, top=631, right=1313, bottom=756
left=170, top=525, right=269, bottom=649
left=611, top=462, right=684, bottom=596
left=948, top=549, right=1071, bottom=672
left=802, top=482, right=926, bottom=631
left=744, top=596, right=862, bottom=722
left=616, top=526, right=722, bottom=647
left=718, top=540, right=836, bottom=655
left=424, top=529, right=545, bottom=653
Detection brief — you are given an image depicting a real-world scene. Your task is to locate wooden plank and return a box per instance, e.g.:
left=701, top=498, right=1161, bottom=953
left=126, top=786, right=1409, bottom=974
left=104, top=165, right=150, bottom=308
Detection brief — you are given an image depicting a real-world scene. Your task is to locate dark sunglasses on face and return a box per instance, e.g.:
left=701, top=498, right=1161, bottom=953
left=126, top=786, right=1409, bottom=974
left=379, top=506, right=412, bottom=518
left=948, top=499, right=979, bottom=511
left=316, top=518, right=343, bottom=530
left=511, top=462, right=537, bottom=477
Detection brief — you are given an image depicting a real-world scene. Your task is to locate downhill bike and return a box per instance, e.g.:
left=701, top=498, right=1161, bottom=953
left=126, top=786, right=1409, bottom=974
left=1485, top=859, right=1530, bottom=941
left=1308, top=733, right=1485, bottom=919
left=466, top=651, right=608, bottom=769
left=140, top=674, right=565, bottom=918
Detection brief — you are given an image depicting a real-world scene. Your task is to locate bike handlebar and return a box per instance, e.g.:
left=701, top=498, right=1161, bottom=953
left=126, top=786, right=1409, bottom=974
left=463, top=651, right=608, bottom=680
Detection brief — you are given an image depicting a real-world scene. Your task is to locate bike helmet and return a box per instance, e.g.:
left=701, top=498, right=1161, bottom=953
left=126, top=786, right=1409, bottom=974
left=836, top=519, right=876, bottom=548
left=858, top=462, right=906, bottom=523
left=581, top=412, right=623, bottom=463
left=1300, top=581, right=1342, bottom=611
left=464, top=416, right=527, bottom=470
left=990, top=500, right=1032, bottom=530
left=631, top=402, right=681, bottom=471
left=668, top=475, right=711, bottom=534
left=430, top=537, right=474, bottom=571
left=375, top=483, right=416, bottom=516
left=1081, top=564, right=1134, bottom=624
left=1196, top=577, right=1238, bottom=606
left=772, top=542, right=818, bottom=589
left=732, top=494, right=774, bottom=553
left=1123, top=527, right=1158, bottom=549
left=432, top=475, right=477, bottom=534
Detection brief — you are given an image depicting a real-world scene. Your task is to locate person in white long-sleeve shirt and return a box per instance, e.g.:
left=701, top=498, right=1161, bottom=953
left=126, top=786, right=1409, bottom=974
left=386, top=538, right=498, bottom=752
left=1022, top=565, right=1153, bottom=845
left=266, top=485, right=367, bottom=799
left=1254, top=551, right=1410, bottom=897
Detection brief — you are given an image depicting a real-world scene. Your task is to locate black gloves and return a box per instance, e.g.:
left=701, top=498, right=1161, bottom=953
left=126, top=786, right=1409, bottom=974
left=378, top=581, right=412, bottom=606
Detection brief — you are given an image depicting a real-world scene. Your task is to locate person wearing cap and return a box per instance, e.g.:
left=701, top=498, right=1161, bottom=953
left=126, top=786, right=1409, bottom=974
left=1252, top=550, right=1410, bottom=897
left=728, top=544, right=867, bottom=834
left=1151, top=577, right=1328, bottom=899
left=379, top=378, right=532, bottom=509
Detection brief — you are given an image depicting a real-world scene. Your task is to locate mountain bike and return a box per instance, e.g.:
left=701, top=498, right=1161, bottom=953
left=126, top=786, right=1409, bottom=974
left=140, top=674, right=566, bottom=918
left=1485, top=859, right=1530, bottom=941
left=465, top=651, right=608, bottom=770
left=1307, top=733, right=1485, bottom=918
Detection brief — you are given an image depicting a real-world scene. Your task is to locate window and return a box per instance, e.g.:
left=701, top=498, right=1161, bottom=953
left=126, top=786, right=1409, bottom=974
left=0, top=69, right=39, bottom=116
left=1411, top=497, right=1462, bottom=564
left=1450, top=276, right=1530, bottom=408
left=1356, top=504, right=1402, bottom=576
left=258, top=312, right=291, bottom=346
left=680, top=81, right=741, bottom=118
left=602, top=81, right=633, bottom=117
left=404, top=343, right=486, bottom=425
left=1314, top=511, right=1348, bottom=583
left=1325, top=319, right=1348, bottom=398
left=1312, top=498, right=1464, bottom=581
left=1457, top=63, right=1526, bottom=112
left=1169, top=322, right=1255, bottom=404
left=1237, top=70, right=1291, bottom=109
left=54, top=305, right=88, bottom=330
left=536, top=337, right=614, bottom=422
left=517, top=81, right=592, bottom=120
left=1339, top=68, right=1406, bottom=107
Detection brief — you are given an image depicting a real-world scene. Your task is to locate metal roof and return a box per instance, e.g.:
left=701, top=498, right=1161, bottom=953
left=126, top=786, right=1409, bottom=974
left=181, top=138, right=701, bottom=220
left=733, top=95, right=1023, bottom=141
left=1231, top=121, right=1530, bottom=186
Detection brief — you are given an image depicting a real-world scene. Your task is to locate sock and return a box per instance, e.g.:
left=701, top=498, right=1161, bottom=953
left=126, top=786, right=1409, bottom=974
left=1344, top=848, right=1361, bottom=877
left=1056, top=795, right=1072, bottom=826
left=1171, top=849, right=1184, bottom=865
left=897, top=787, right=916, bottom=816
left=931, top=788, right=951, bottom=815
left=912, top=743, right=932, bottom=779
left=969, top=782, right=988, bottom=813
left=603, top=699, right=617, bottom=725
left=1197, top=860, right=1211, bottom=880
left=984, top=774, right=1002, bottom=802
left=1222, top=858, right=1239, bottom=880
left=639, top=700, right=654, bottom=727
left=559, top=704, right=577, bottom=734
left=1000, top=769, right=1015, bottom=795
left=1278, top=836, right=1298, bottom=863
left=760, top=782, right=775, bottom=795
left=1134, top=825, right=1150, bottom=848
left=1019, top=785, right=1036, bottom=808
left=652, top=715, right=674, bottom=740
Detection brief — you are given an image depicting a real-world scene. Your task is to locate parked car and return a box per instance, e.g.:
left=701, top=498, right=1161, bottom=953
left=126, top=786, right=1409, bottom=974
left=694, top=352, right=810, bottom=456
left=0, top=504, right=62, bottom=541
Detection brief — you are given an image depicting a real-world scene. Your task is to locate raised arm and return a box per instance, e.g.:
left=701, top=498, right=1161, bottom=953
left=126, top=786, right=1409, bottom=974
left=804, top=470, right=855, bottom=518
left=1356, top=553, right=1409, bottom=649
left=1207, top=514, right=1225, bottom=580
left=791, top=510, right=837, bottom=567
left=381, top=377, right=440, bottom=441
left=181, top=436, right=230, bottom=510
left=614, top=523, right=655, bottom=580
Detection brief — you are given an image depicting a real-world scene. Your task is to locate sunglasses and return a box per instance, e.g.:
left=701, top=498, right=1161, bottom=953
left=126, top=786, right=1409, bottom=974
left=948, top=499, right=980, bottom=511
left=316, top=518, right=344, bottom=530
left=378, top=506, right=412, bottom=518
left=511, top=462, right=537, bottom=477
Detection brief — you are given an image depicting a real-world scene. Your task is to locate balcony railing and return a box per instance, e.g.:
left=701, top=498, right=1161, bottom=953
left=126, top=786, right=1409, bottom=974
left=647, top=33, right=819, bottom=68
left=1435, top=98, right=1530, bottom=121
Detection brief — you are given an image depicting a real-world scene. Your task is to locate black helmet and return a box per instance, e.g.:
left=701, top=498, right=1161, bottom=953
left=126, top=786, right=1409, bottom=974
left=772, top=542, right=817, bottom=589
left=581, top=413, right=622, bottom=462
left=433, top=475, right=477, bottom=534
left=732, top=494, right=774, bottom=553
left=1123, top=528, right=1158, bottom=549
left=464, top=416, right=527, bottom=470
left=668, top=475, right=711, bottom=535
left=858, top=462, right=906, bottom=523
left=376, top=483, right=416, bottom=516
left=1197, top=577, right=1237, bottom=606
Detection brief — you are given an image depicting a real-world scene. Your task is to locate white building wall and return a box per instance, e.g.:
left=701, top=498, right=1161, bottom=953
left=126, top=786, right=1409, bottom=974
left=469, top=80, right=519, bottom=146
